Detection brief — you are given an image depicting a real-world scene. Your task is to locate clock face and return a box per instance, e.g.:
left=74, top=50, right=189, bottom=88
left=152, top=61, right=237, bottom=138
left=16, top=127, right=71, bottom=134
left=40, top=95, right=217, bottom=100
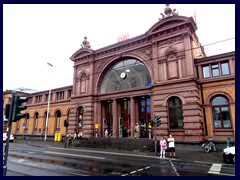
left=120, top=72, right=127, bottom=79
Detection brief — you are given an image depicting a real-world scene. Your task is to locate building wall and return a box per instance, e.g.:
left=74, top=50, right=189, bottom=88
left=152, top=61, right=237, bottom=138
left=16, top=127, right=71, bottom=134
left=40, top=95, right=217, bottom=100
left=3, top=7, right=235, bottom=142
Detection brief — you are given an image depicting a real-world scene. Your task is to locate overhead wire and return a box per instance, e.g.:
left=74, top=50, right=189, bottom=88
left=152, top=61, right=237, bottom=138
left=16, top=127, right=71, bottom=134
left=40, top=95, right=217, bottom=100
left=52, top=37, right=235, bottom=86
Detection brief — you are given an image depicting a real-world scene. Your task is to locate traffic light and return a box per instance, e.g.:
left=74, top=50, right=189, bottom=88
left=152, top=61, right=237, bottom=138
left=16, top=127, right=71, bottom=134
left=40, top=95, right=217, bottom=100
left=63, top=119, right=69, bottom=127
left=156, top=116, right=161, bottom=127
left=4, top=104, right=10, bottom=119
left=12, top=95, right=28, bottom=122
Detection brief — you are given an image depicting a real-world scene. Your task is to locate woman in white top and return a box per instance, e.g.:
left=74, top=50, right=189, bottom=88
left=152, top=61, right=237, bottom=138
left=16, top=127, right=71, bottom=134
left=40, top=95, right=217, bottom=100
left=167, top=134, right=176, bottom=158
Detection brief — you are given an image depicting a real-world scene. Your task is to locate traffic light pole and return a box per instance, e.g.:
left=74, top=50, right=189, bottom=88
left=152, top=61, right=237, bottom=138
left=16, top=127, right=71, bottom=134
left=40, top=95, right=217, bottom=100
left=154, top=114, right=157, bottom=156
left=3, top=92, right=16, bottom=176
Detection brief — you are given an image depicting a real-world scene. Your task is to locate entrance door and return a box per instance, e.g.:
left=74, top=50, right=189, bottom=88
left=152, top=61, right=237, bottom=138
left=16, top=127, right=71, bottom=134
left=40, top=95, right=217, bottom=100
left=139, top=97, right=151, bottom=138
left=119, top=118, right=123, bottom=137
left=102, top=117, right=112, bottom=137
left=120, top=99, right=131, bottom=138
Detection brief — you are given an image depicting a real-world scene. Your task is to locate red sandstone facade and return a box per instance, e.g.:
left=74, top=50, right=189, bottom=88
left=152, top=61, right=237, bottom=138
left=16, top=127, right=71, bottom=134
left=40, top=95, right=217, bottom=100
left=4, top=5, right=235, bottom=142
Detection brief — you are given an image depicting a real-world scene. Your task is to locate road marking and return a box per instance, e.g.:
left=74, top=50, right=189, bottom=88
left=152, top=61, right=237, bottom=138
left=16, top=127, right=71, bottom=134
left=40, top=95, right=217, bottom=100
left=121, top=166, right=151, bottom=176
left=169, top=160, right=180, bottom=176
left=43, top=151, right=106, bottom=160
left=49, top=146, right=159, bottom=159
left=208, top=163, right=222, bottom=174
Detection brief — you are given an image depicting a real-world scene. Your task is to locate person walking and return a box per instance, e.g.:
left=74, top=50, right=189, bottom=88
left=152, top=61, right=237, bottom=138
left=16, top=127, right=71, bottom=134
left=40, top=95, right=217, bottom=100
left=160, top=136, right=167, bottom=158
left=63, top=135, right=68, bottom=148
left=134, top=123, right=140, bottom=138
left=167, top=134, right=176, bottom=158
left=67, top=133, right=73, bottom=148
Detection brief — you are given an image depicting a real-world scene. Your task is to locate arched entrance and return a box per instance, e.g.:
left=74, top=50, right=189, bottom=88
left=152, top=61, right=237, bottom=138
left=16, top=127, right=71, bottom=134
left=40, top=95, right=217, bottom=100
left=99, top=57, right=152, bottom=138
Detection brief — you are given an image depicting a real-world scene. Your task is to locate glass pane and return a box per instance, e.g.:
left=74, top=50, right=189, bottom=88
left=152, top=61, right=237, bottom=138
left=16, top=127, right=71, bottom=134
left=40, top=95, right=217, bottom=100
left=214, top=120, right=222, bottom=128
left=169, top=97, right=182, bottom=107
left=100, top=59, right=151, bottom=93
left=221, top=62, right=230, bottom=75
left=223, top=120, right=231, bottom=128
left=222, top=107, right=231, bottom=128
left=203, top=66, right=210, bottom=78
left=212, top=96, right=228, bottom=105
left=169, top=107, right=183, bottom=129
left=169, top=108, right=178, bottom=129
left=212, top=69, right=220, bottom=76
left=212, top=107, right=220, bottom=120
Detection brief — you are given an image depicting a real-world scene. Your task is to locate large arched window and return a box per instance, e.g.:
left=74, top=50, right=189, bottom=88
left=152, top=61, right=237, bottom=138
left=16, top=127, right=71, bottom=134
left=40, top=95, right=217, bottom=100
left=168, top=97, right=183, bottom=129
left=77, top=107, right=84, bottom=129
left=211, top=96, right=231, bottom=129
left=100, top=58, right=152, bottom=93
left=55, top=110, right=61, bottom=130
left=34, top=112, right=39, bottom=131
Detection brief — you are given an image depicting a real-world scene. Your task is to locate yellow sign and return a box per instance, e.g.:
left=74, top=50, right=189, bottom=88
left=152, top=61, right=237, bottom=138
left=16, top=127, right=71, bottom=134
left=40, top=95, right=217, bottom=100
left=95, top=124, right=99, bottom=129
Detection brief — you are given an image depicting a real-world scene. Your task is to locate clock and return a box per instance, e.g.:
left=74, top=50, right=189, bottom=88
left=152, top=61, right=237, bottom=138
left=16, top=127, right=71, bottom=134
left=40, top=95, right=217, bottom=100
left=120, top=72, right=127, bottom=79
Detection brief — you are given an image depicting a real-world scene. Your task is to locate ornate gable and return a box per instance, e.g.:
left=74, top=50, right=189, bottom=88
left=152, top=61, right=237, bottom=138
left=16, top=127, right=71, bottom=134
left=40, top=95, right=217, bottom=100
left=147, top=4, right=197, bottom=36
left=70, top=48, right=93, bottom=61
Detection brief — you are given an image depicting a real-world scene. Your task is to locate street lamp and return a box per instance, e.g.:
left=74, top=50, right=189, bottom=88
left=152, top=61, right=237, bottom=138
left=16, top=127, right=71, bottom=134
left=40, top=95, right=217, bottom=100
left=44, top=62, right=53, bottom=141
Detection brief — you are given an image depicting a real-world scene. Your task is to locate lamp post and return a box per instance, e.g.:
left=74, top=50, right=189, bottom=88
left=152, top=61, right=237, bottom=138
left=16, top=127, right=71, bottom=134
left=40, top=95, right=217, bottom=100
left=44, top=62, right=53, bottom=141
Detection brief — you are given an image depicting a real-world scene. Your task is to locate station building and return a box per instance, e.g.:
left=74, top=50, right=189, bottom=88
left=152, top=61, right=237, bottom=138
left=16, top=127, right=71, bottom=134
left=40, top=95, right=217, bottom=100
left=3, top=5, right=235, bottom=141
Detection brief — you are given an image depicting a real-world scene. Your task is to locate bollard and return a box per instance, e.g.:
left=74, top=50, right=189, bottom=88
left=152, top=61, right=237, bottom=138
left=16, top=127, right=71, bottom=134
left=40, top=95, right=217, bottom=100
left=54, top=133, right=58, bottom=141
left=57, top=133, right=62, bottom=142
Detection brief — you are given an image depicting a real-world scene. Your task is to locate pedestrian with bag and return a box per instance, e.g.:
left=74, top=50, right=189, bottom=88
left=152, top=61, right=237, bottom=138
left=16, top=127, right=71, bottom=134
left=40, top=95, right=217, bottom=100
left=160, top=136, right=167, bottom=158
left=67, top=133, right=73, bottom=148
left=167, top=134, right=176, bottom=158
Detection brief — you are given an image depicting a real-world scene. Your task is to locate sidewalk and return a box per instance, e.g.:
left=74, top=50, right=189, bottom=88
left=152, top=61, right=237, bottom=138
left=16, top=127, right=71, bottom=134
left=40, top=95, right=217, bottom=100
left=13, top=138, right=225, bottom=164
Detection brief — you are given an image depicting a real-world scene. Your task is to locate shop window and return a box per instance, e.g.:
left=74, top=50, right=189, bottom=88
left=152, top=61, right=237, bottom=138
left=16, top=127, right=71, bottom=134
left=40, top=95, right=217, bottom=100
left=168, top=97, right=183, bottom=129
left=212, top=96, right=231, bottom=129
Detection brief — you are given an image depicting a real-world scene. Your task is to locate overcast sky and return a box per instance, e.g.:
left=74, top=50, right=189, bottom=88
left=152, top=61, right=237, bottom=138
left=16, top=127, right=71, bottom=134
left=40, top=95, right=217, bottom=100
left=3, top=4, right=235, bottom=92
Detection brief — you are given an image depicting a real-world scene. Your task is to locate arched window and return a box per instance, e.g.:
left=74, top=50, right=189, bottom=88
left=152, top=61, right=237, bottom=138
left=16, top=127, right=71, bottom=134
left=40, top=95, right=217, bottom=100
left=168, top=97, right=183, bottom=129
left=100, top=58, right=152, bottom=93
left=211, top=96, right=231, bottom=128
left=77, top=107, right=84, bottom=129
left=55, top=110, right=61, bottom=130
left=34, top=112, right=39, bottom=131
left=25, top=113, right=29, bottom=131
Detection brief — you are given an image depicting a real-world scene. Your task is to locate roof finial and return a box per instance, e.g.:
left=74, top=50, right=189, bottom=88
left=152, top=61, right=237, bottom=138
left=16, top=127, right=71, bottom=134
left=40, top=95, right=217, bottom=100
left=159, top=4, right=178, bottom=20
left=81, top=36, right=91, bottom=49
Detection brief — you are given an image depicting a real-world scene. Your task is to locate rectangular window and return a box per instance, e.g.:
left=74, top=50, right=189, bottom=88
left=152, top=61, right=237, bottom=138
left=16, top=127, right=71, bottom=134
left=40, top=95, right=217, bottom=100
left=212, top=64, right=220, bottom=77
left=67, top=90, right=72, bottom=99
left=203, top=66, right=210, bottom=78
left=221, top=62, right=230, bottom=75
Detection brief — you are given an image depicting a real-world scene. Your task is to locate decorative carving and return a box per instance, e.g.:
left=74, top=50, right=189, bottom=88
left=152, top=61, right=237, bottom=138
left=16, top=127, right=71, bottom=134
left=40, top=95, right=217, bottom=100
left=145, top=49, right=151, bottom=55
left=159, top=4, right=178, bottom=20
left=81, top=36, right=91, bottom=49
left=159, top=35, right=184, bottom=47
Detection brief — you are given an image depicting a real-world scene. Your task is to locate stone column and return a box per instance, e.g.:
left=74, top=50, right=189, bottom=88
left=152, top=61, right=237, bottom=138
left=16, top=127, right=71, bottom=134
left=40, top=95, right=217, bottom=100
left=130, top=97, right=136, bottom=138
left=112, top=99, right=118, bottom=138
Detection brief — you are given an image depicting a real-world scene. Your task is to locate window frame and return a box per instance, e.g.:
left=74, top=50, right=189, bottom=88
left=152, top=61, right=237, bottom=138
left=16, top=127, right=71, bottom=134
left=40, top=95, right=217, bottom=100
left=211, top=95, right=232, bottom=129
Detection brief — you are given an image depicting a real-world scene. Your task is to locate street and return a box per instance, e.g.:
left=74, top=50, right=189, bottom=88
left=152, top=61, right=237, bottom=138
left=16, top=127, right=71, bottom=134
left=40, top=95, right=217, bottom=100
left=4, top=140, right=235, bottom=176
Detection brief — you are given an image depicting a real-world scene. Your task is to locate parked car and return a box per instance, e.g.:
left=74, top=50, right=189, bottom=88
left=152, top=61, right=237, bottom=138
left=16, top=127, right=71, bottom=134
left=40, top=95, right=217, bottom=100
left=3, top=133, right=14, bottom=143
left=223, top=146, right=235, bottom=163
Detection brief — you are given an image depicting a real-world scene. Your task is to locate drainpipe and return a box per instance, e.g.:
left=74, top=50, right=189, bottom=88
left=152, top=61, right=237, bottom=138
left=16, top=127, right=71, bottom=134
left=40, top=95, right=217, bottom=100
left=200, top=83, right=208, bottom=136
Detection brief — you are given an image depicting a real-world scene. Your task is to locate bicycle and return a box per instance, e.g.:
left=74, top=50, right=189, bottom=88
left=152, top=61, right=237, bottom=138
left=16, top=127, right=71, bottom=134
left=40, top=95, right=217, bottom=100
left=201, top=138, right=217, bottom=153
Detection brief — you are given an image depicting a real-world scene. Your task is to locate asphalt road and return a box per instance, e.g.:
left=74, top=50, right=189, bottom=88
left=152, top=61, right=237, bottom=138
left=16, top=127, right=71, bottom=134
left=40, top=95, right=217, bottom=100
left=4, top=139, right=235, bottom=176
